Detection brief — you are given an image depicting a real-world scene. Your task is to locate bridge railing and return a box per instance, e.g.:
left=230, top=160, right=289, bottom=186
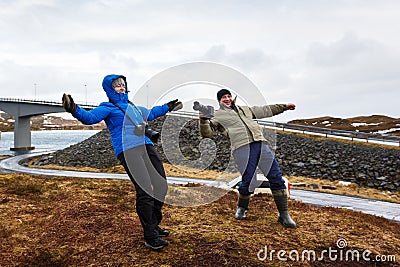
left=168, top=110, right=400, bottom=146
left=256, top=120, right=400, bottom=146
left=0, top=97, right=98, bottom=109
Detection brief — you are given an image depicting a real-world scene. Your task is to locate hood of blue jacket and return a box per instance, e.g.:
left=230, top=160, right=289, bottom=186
left=102, top=74, right=128, bottom=103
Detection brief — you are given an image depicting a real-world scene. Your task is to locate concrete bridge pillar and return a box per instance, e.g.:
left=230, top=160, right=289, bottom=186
left=12, top=116, right=34, bottom=151
left=1, top=99, right=95, bottom=151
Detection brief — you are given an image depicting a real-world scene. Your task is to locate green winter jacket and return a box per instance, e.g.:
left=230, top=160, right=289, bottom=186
left=199, top=101, right=288, bottom=151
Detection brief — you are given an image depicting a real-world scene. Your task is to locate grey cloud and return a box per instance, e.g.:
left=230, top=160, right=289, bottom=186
left=305, top=33, right=400, bottom=86
left=1, top=0, right=400, bottom=121
left=202, top=45, right=275, bottom=71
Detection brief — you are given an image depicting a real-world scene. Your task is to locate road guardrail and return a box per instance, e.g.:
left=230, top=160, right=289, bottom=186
left=169, top=110, right=400, bottom=146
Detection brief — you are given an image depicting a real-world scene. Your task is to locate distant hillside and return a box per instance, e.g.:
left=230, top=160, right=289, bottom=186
left=289, top=115, right=400, bottom=137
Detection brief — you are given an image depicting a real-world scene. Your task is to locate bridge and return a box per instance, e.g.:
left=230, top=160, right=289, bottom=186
left=0, top=98, right=96, bottom=151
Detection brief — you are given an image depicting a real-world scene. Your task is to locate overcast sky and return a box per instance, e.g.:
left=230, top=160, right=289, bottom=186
left=1, top=0, right=399, bottom=122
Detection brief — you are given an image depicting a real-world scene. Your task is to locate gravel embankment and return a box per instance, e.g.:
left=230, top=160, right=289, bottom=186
left=30, top=116, right=400, bottom=191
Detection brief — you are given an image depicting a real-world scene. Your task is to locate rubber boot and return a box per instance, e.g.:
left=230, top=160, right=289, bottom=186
left=235, top=194, right=250, bottom=220
left=271, top=189, right=296, bottom=228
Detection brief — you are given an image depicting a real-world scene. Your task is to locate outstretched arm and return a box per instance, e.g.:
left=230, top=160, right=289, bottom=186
left=286, top=103, right=296, bottom=110
left=198, top=113, right=227, bottom=138
left=62, top=93, right=109, bottom=124
left=199, top=116, right=214, bottom=138
left=251, top=103, right=296, bottom=118
left=73, top=105, right=110, bottom=125
left=142, top=99, right=183, bottom=121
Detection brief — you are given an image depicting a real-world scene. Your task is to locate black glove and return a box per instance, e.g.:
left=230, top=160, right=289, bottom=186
left=167, top=99, right=183, bottom=112
left=62, top=93, right=77, bottom=113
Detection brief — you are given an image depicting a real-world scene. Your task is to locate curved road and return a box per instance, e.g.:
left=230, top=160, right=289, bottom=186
left=1, top=152, right=399, bottom=222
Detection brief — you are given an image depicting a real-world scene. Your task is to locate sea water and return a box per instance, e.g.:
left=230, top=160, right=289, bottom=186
left=0, top=130, right=100, bottom=156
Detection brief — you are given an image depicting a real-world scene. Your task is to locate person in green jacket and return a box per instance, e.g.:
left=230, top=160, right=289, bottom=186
left=199, top=89, right=296, bottom=228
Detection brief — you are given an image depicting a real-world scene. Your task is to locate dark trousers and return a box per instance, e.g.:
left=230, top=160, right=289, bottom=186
left=118, top=145, right=168, bottom=240
left=233, top=141, right=286, bottom=195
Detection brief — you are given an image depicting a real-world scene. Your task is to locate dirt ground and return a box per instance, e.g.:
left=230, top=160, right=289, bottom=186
left=0, top=173, right=399, bottom=266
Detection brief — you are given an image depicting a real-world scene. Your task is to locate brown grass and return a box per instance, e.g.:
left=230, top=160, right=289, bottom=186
left=0, top=173, right=399, bottom=266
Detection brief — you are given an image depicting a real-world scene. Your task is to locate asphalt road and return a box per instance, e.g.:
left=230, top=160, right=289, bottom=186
left=289, top=189, right=400, bottom=222
left=1, top=152, right=399, bottom=222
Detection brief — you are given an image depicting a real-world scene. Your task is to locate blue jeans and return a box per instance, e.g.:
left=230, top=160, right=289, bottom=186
left=233, top=141, right=286, bottom=195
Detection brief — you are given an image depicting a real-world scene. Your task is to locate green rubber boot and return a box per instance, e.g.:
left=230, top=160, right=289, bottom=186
left=271, top=189, right=296, bottom=228
left=235, top=194, right=250, bottom=220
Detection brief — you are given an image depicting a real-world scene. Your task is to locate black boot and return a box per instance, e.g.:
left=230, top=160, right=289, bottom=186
left=157, top=226, right=169, bottom=237
left=144, top=237, right=168, bottom=250
left=271, top=189, right=296, bottom=228
left=235, top=194, right=250, bottom=220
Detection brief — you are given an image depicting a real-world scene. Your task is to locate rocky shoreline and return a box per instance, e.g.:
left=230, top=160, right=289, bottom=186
left=30, top=115, right=400, bottom=191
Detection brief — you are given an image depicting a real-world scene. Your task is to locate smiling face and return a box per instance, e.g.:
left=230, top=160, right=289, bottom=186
left=113, top=84, right=125, bottom=93
left=220, top=93, right=232, bottom=108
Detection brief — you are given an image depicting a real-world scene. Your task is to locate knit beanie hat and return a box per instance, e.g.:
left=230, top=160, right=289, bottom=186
left=112, top=77, right=125, bottom=88
left=217, top=89, right=231, bottom=102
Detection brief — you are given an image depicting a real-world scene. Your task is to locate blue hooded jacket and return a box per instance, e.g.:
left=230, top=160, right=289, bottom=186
left=72, top=74, right=170, bottom=157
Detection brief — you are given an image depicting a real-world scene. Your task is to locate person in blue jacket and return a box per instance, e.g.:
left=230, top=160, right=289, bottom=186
left=62, top=74, right=182, bottom=250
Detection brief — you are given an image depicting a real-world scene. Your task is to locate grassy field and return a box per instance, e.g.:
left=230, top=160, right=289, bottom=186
left=0, top=173, right=399, bottom=266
